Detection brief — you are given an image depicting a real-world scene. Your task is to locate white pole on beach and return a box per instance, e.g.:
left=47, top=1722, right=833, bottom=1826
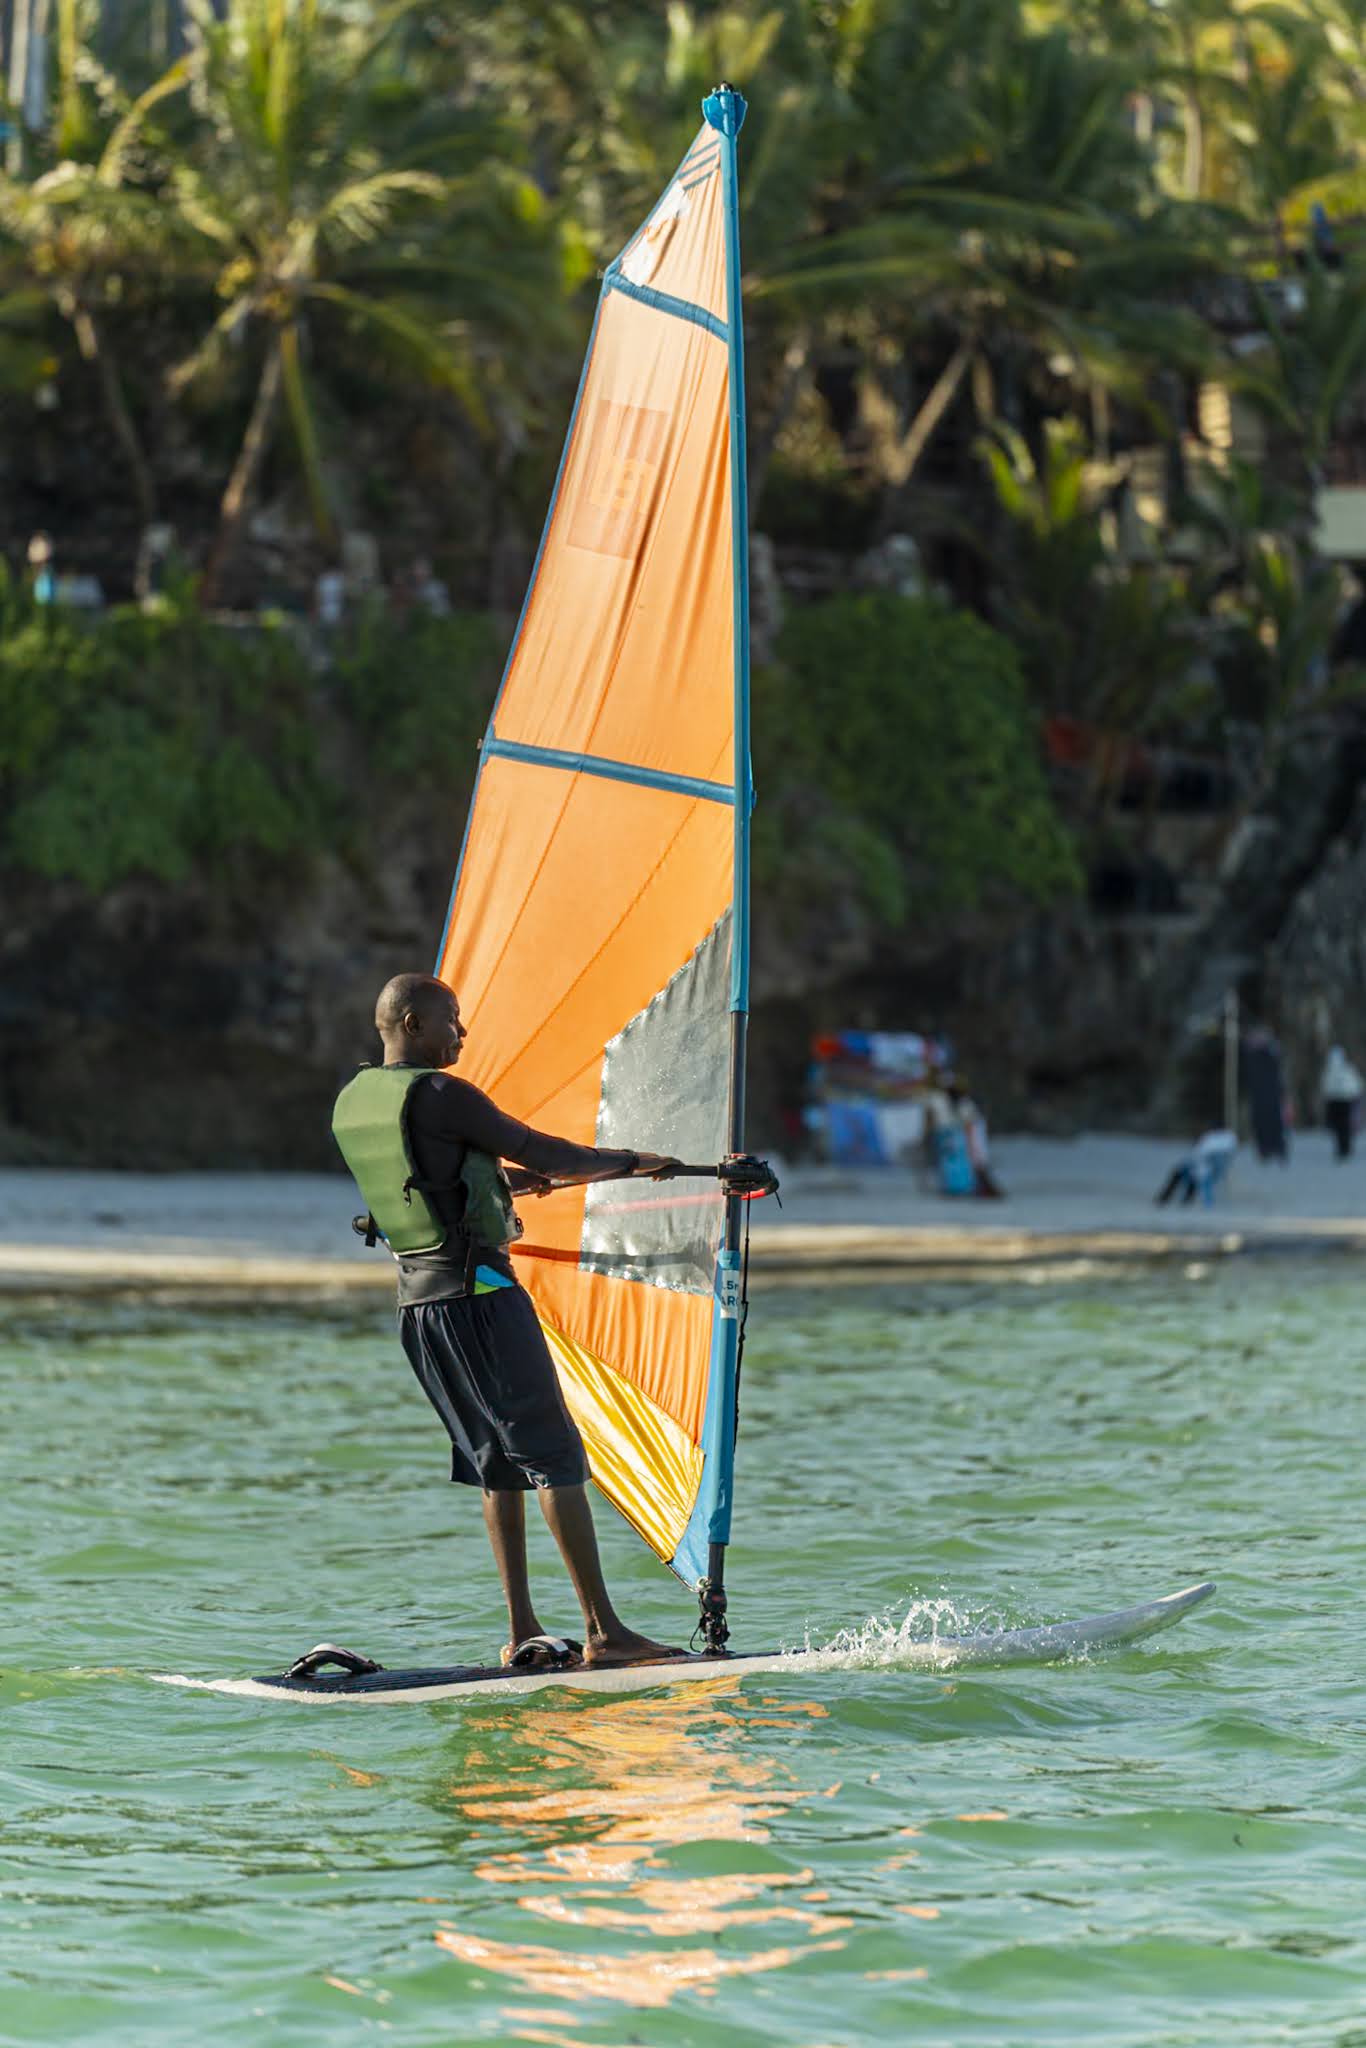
left=1223, top=988, right=1239, bottom=1133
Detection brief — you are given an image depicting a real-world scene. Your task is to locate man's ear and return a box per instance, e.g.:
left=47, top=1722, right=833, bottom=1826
left=402, top=1010, right=423, bottom=1037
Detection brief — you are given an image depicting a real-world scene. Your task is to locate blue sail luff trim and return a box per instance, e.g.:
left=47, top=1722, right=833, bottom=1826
left=715, top=103, right=752, bottom=1018
left=603, top=270, right=727, bottom=341
left=689, top=83, right=752, bottom=1569
left=483, top=738, right=733, bottom=806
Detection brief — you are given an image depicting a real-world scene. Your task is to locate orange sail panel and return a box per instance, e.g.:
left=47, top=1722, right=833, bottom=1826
left=437, top=120, right=741, bottom=1578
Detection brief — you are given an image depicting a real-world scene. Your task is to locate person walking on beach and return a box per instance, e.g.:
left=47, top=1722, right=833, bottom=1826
left=1243, top=1024, right=1290, bottom=1163
left=1320, top=1044, right=1364, bottom=1160
left=332, top=972, right=686, bottom=1672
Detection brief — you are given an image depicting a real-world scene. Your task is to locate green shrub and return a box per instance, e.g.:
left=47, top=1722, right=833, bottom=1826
left=0, top=588, right=329, bottom=892
left=332, top=606, right=502, bottom=787
left=8, top=706, right=201, bottom=889
left=754, top=592, right=1080, bottom=929
left=0, top=586, right=508, bottom=896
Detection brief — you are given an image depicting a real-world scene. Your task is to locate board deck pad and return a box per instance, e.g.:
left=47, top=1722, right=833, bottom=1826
left=154, top=1581, right=1214, bottom=1705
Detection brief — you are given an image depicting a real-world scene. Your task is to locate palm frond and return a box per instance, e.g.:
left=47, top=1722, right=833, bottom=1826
left=305, top=278, right=487, bottom=425
left=315, top=168, right=447, bottom=255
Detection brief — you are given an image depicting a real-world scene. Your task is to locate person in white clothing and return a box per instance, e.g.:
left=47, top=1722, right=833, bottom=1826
left=1320, top=1044, right=1364, bottom=1160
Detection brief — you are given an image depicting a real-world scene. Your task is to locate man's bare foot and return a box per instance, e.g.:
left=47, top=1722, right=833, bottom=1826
left=583, top=1627, right=691, bottom=1668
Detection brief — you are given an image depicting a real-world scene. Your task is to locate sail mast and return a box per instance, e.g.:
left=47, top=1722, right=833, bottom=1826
left=697, top=81, right=750, bottom=1654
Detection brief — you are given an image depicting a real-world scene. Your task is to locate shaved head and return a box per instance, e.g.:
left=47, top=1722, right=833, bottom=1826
left=374, top=974, right=467, bottom=1069
left=375, top=973, right=451, bottom=1034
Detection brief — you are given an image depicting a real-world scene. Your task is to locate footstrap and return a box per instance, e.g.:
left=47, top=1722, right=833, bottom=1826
left=508, top=1634, right=583, bottom=1671
left=284, top=1642, right=385, bottom=1680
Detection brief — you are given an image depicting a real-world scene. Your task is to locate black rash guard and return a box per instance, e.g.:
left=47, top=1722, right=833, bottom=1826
left=392, top=1067, right=637, bottom=1307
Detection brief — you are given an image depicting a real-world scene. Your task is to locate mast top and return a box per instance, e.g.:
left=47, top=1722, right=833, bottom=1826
left=702, top=83, right=747, bottom=137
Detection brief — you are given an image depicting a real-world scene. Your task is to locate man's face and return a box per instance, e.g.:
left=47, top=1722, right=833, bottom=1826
left=406, top=989, right=467, bottom=1069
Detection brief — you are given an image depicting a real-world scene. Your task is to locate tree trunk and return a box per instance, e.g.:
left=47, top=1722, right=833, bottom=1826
left=70, top=301, right=159, bottom=529
left=888, top=342, right=972, bottom=489
left=1180, top=26, right=1204, bottom=200
left=202, top=334, right=284, bottom=608
left=279, top=320, right=334, bottom=541
left=1181, top=87, right=1204, bottom=200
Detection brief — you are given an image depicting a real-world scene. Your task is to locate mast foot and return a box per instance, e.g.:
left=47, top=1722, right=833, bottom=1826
left=697, top=1574, right=731, bottom=1656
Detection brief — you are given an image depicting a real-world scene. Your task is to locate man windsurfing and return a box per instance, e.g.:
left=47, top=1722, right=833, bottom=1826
left=332, top=972, right=686, bottom=1672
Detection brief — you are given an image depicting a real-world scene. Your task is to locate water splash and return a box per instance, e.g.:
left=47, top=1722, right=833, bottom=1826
left=787, top=1593, right=1008, bottom=1672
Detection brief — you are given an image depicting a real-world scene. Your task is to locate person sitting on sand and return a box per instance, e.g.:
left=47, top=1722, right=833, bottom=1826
left=332, top=973, right=687, bottom=1672
left=1153, top=1127, right=1237, bottom=1208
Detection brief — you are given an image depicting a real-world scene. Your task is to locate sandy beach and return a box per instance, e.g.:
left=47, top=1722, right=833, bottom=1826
left=3, top=1130, right=1365, bottom=1291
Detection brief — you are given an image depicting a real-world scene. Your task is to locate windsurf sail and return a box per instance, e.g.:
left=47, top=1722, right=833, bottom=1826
left=435, top=86, right=754, bottom=1641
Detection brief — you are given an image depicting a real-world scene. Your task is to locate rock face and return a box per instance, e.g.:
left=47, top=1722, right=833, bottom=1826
left=2, top=857, right=1129, bottom=1167
left=1152, top=714, right=1366, bottom=1124
left=0, top=848, right=443, bottom=1170
left=1271, top=781, right=1366, bottom=1115
left=6, top=709, right=1366, bottom=1168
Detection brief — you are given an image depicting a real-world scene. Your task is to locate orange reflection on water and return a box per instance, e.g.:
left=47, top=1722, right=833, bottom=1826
left=515, top=1868, right=853, bottom=1939
left=435, top=1690, right=851, bottom=2011
left=434, top=1926, right=846, bottom=2007
left=476, top=1843, right=658, bottom=1887
left=452, top=1689, right=802, bottom=1847
left=313, top=1751, right=384, bottom=1788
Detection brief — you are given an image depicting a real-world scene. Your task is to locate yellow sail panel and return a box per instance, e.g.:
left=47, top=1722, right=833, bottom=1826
left=526, top=1264, right=716, bottom=1448
left=538, top=1316, right=704, bottom=1563
left=437, top=123, right=737, bottom=1568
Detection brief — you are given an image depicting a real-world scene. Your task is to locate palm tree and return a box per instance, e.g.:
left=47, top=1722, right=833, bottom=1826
left=476, top=0, right=835, bottom=505
left=756, top=6, right=1223, bottom=489
left=1233, top=255, right=1366, bottom=499
left=137, top=0, right=571, bottom=597
left=978, top=419, right=1207, bottom=754
left=0, top=25, right=189, bottom=524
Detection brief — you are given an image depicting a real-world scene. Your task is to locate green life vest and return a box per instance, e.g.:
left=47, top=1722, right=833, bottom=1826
left=330, top=1065, right=523, bottom=1258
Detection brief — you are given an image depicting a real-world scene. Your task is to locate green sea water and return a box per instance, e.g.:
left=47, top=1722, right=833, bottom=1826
left=3, top=1259, right=1365, bottom=2047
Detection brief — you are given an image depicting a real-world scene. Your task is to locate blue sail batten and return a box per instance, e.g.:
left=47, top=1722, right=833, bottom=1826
left=603, top=270, right=727, bottom=340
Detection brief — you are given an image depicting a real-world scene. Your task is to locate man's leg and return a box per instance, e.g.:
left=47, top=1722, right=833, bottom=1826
left=536, top=1483, right=685, bottom=1665
left=481, top=1489, right=546, bottom=1657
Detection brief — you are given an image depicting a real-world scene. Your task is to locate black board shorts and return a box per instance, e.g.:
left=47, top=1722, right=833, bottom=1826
left=397, top=1288, right=589, bottom=1491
